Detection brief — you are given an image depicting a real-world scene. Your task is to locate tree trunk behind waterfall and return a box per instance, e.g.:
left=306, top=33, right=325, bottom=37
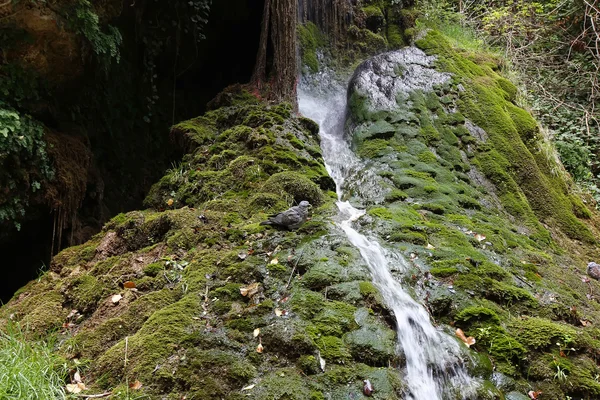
left=252, top=0, right=298, bottom=105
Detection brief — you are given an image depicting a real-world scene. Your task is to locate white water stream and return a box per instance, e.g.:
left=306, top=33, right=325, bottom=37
left=298, top=81, right=479, bottom=399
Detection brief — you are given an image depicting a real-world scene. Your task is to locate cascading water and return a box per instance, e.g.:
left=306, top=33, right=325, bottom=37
left=298, top=54, right=481, bottom=399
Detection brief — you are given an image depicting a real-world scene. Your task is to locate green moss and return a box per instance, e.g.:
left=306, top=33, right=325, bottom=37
left=290, top=289, right=325, bottom=319
left=262, top=171, right=325, bottom=206
left=389, top=231, right=427, bottom=245
left=507, top=317, right=577, bottom=349
left=416, top=30, right=595, bottom=243
left=95, top=294, right=200, bottom=385
left=357, top=139, right=392, bottom=158
left=455, top=306, right=501, bottom=325
left=68, top=275, right=105, bottom=312
left=430, top=266, right=458, bottom=277
left=385, top=189, right=408, bottom=202
left=314, top=335, right=352, bottom=363
left=298, top=22, right=326, bottom=73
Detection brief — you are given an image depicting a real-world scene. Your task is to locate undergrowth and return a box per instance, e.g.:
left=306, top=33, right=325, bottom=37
left=0, top=325, right=68, bottom=399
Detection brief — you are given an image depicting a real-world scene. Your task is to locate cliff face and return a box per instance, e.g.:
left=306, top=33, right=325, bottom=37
left=3, top=16, right=600, bottom=400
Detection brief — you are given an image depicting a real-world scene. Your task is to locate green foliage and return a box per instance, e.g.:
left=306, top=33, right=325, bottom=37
left=66, top=0, right=123, bottom=65
left=0, top=107, right=53, bottom=229
left=0, top=325, right=68, bottom=399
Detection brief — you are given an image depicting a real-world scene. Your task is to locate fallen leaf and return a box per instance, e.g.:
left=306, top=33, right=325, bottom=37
left=253, top=328, right=260, bottom=338
left=474, top=233, right=486, bottom=242
left=67, top=309, right=79, bottom=319
left=238, top=252, right=248, bottom=260
left=129, top=380, right=143, bottom=390
left=66, top=383, right=86, bottom=394
left=241, top=384, right=255, bottom=391
left=582, top=277, right=591, bottom=283
left=581, top=319, right=592, bottom=327
left=240, top=283, right=260, bottom=298
left=426, top=243, right=435, bottom=250
left=455, top=328, right=476, bottom=348
left=166, top=198, right=174, bottom=206
left=528, top=390, right=542, bottom=399
left=111, top=294, right=123, bottom=304
left=256, top=343, right=263, bottom=353
left=123, top=281, right=136, bottom=289
left=270, top=258, right=279, bottom=265
left=274, top=308, right=283, bottom=317
left=73, top=371, right=82, bottom=383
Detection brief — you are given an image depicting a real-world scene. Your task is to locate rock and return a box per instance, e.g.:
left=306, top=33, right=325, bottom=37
left=260, top=201, right=311, bottom=230
left=505, top=392, right=531, bottom=400
left=587, top=262, right=600, bottom=280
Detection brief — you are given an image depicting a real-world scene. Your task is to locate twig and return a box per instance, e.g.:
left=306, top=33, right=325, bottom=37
left=512, top=273, right=534, bottom=288
left=77, top=393, right=112, bottom=399
left=286, top=248, right=306, bottom=289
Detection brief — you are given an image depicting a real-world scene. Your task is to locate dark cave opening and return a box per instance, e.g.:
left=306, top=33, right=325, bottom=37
left=0, top=0, right=264, bottom=303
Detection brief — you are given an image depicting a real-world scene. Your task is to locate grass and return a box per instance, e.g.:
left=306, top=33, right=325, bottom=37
left=0, top=324, right=68, bottom=399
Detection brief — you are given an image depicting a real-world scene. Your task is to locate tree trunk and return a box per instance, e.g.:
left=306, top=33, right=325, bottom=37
left=251, top=0, right=298, bottom=105
left=251, top=0, right=271, bottom=87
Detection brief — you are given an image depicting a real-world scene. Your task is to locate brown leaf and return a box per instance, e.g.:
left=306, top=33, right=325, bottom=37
left=455, top=328, right=476, bottom=348
left=581, top=319, right=592, bottom=327
left=528, top=390, right=542, bottom=399
left=240, top=283, right=260, bottom=298
left=123, top=281, right=136, bottom=289
left=129, top=380, right=143, bottom=390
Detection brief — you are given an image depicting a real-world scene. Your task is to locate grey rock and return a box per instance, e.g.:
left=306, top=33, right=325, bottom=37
left=587, top=262, right=600, bottom=280
left=505, top=392, right=530, bottom=400
left=260, top=201, right=310, bottom=230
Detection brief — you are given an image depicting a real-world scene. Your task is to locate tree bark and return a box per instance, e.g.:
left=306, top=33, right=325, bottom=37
left=251, top=0, right=272, bottom=87
left=251, top=0, right=298, bottom=105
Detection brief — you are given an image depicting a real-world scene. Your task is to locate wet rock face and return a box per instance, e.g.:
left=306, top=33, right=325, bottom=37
left=348, top=47, right=451, bottom=114
left=1, top=0, right=122, bottom=84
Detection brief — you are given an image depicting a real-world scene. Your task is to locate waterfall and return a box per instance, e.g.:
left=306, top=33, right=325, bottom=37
left=298, top=75, right=480, bottom=399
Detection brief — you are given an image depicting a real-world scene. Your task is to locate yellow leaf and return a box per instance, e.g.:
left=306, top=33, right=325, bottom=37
left=166, top=198, right=174, bottom=206
left=270, top=258, right=279, bottom=265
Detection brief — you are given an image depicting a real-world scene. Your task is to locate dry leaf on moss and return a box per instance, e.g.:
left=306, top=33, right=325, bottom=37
left=240, top=283, right=260, bottom=297
left=129, top=380, right=143, bottom=390
left=455, top=328, right=476, bottom=348
left=123, top=281, right=136, bottom=289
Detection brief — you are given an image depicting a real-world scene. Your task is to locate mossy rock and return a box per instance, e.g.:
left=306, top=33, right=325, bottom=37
left=262, top=171, right=325, bottom=206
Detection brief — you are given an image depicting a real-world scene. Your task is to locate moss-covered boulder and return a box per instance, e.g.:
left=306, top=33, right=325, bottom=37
left=344, top=34, right=600, bottom=398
